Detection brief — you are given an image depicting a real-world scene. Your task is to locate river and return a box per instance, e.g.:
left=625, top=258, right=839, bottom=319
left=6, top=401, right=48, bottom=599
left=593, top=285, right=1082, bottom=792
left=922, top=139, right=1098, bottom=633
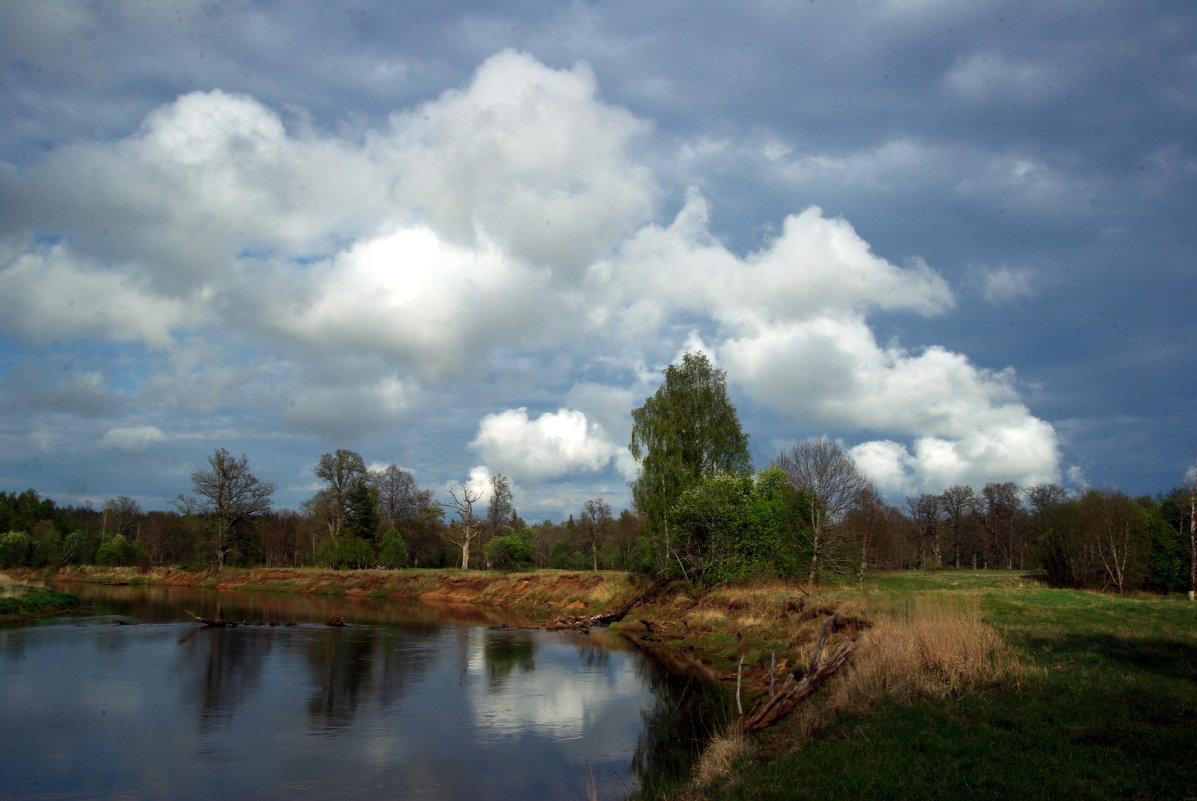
left=0, top=583, right=727, bottom=801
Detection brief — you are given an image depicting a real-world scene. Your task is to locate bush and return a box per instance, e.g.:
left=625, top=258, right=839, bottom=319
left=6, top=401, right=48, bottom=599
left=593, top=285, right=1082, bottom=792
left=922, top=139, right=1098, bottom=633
left=378, top=528, right=408, bottom=569
left=316, top=536, right=377, bottom=569
left=95, top=535, right=146, bottom=567
left=62, top=530, right=100, bottom=565
left=486, top=527, right=535, bottom=571
left=0, top=531, right=30, bottom=568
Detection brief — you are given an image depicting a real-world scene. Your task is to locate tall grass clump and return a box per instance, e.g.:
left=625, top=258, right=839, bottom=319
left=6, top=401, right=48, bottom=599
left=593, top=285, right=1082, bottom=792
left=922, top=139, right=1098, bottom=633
left=693, top=728, right=750, bottom=789
left=831, top=592, right=1019, bottom=712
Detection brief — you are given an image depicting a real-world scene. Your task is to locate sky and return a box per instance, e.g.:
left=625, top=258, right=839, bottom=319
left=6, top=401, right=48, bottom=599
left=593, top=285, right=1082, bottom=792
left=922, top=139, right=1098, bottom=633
left=1, top=0, right=1194, bottom=522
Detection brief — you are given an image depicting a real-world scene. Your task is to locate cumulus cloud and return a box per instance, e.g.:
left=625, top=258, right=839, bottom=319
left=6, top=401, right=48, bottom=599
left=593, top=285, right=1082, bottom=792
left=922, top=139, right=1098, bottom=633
left=99, top=425, right=167, bottom=452
left=0, top=47, right=1067, bottom=507
left=470, top=408, right=623, bottom=484
left=0, top=243, right=194, bottom=347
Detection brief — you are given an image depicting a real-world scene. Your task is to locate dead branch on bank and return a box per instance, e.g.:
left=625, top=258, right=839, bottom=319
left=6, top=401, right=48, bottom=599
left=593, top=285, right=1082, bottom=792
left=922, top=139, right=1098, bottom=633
left=734, top=614, right=859, bottom=734
left=543, top=582, right=662, bottom=631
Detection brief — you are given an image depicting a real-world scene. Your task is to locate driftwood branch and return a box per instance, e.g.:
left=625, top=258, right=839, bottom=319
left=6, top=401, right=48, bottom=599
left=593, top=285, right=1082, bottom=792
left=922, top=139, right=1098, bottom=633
left=730, top=614, right=858, bottom=734
left=184, top=608, right=232, bottom=627
left=544, top=582, right=661, bottom=631
left=737, top=638, right=858, bottom=733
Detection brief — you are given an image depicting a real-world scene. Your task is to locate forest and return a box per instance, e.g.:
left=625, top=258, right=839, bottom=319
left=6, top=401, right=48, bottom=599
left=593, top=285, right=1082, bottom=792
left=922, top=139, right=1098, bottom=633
left=1, top=354, right=1193, bottom=597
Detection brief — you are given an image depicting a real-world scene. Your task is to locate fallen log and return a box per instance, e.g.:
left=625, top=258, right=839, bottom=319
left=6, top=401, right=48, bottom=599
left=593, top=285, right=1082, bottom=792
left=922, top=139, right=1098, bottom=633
left=543, top=581, right=663, bottom=631
left=183, top=608, right=234, bottom=627
left=736, top=638, right=858, bottom=733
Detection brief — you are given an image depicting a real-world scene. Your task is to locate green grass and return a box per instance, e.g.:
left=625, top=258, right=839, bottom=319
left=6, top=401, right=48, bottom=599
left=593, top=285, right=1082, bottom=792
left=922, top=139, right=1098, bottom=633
left=699, top=571, right=1197, bottom=801
left=0, top=584, right=80, bottom=623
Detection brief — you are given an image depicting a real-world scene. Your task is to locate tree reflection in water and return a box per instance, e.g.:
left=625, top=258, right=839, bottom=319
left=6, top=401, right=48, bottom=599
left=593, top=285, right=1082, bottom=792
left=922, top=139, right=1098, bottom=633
left=305, top=625, right=376, bottom=730
left=632, top=655, right=733, bottom=793
left=175, top=627, right=269, bottom=733
left=12, top=583, right=731, bottom=800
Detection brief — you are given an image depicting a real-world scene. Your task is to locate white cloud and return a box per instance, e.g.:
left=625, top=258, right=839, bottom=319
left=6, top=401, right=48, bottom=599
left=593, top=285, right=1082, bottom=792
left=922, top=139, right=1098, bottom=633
left=0, top=47, right=1069, bottom=508
left=0, top=243, right=194, bottom=347
left=722, top=316, right=1060, bottom=495
left=380, top=49, right=655, bottom=273
left=470, top=408, right=622, bottom=484
left=979, top=265, right=1036, bottom=304
left=99, top=425, right=167, bottom=452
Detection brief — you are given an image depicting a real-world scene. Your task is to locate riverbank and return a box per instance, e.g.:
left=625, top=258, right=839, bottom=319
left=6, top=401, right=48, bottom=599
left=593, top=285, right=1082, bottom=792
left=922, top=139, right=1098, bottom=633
left=0, top=574, right=79, bottom=623
left=12, top=566, right=858, bottom=690
left=12, top=566, right=1193, bottom=799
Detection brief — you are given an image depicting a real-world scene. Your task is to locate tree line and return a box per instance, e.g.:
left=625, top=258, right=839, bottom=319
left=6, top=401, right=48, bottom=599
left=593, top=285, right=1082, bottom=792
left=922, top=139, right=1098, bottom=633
left=0, top=353, right=1193, bottom=597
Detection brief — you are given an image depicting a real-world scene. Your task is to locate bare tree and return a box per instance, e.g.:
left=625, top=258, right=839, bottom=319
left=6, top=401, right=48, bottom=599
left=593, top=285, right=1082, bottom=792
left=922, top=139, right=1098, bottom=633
left=1080, top=489, right=1147, bottom=593
left=314, top=449, right=368, bottom=540
left=775, top=437, right=869, bottom=584
left=1184, top=463, right=1196, bottom=602
left=579, top=498, right=612, bottom=571
left=371, top=464, right=432, bottom=535
left=442, top=485, right=482, bottom=570
left=183, top=448, right=275, bottom=568
left=906, top=493, right=942, bottom=570
left=981, top=482, right=1024, bottom=569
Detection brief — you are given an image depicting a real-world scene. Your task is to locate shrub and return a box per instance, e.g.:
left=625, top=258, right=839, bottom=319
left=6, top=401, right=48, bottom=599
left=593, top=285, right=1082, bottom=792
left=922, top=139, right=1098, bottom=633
left=486, top=527, right=535, bottom=571
left=378, top=528, right=408, bottom=569
left=316, top=536, right=377, bottom=569
left=95, top=535, right=146, bottom=567
left=0, top=531, right=30, bottom=568
left=62, top=530, right=100, bottom=565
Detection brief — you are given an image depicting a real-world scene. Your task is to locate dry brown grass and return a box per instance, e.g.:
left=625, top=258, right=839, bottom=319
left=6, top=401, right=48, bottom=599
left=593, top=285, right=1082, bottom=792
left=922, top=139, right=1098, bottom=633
left=821, top=592, right=1023, bottom=719
left=692, top=728, right=750, bottom=789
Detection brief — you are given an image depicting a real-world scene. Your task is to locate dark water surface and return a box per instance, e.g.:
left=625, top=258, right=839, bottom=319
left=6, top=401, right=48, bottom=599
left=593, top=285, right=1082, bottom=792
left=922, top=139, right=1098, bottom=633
left=0, top=584, right=726, bottom=801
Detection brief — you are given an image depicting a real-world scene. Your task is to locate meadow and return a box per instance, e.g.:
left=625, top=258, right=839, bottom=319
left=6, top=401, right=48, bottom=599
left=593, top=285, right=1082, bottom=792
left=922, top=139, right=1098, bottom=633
left=672, top=570, right=1196, bottom=801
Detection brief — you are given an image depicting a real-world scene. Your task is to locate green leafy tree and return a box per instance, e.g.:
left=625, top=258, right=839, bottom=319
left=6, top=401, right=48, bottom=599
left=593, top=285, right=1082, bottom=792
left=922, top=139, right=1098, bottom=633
left=95, top=534, right=146, bottom=567
left=0, top=531, right=30, bottom=568
left=29, top=520, right=62, bottom=568
left=629, top=352, right=751, bottom=575
left=668, top=466, right=799, bottom=585
left=316, top=536, right=376, bottom=569
left=378, top=527, right=408, bottom=569
left=485, top=526, right=535, bottom=571
left=344, top=479, right=379, bottom=541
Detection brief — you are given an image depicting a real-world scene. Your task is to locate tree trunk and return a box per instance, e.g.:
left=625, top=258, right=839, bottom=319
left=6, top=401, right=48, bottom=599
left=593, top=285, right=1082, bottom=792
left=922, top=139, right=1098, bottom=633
left=737, top=639, right=857, bottom=733
left=1189, top=488, right=1195, bottom=602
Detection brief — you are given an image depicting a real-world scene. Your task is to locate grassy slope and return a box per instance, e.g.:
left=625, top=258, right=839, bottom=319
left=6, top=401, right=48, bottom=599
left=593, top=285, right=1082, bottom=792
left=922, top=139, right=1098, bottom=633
left=0, top=579, right=79, bottom=623
left=694, top=571, right=1197, bottom=801
left=19, top=565, right=648, bottom=621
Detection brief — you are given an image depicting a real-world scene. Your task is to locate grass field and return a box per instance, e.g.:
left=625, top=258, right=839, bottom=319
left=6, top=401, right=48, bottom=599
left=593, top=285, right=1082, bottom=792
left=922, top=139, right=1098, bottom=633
left=683, top=570, right=1197, bottom=801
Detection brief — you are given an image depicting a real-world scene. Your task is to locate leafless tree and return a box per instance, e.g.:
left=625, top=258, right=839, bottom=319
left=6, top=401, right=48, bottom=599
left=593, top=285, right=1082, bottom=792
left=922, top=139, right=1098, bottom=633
left=1184, top=462, right=1196, bottom=602
left=442, top=485, right=482, bottom=570
left=183, top=448, right=275, bottom=568
left=775, top=437, right=869, bottom=584
left=579, top=498, right=612, bottom=571
left=313, top=449, right=368, bottom=540
left=981, top=482, right=1024, bottom=569
left=906, top=493, right=942, bottom=570
left=940, top=484, right=982, bottom=568
left=371, top=464, right=432, bottom=536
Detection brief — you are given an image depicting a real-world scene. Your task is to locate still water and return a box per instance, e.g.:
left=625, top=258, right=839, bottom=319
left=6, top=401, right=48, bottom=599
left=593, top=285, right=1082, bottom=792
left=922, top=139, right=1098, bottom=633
left=0, top=584, right=726, bottom=801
